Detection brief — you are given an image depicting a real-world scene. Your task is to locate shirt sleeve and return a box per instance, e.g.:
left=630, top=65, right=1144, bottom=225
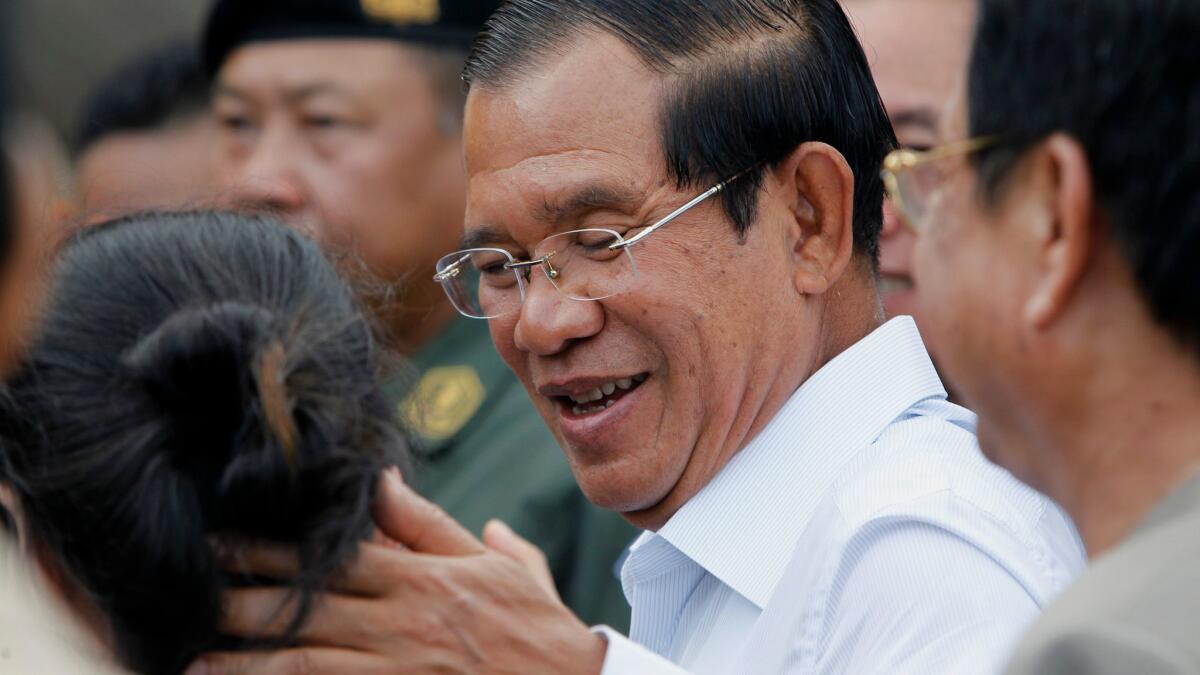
left=592, top=626, right=692, bottom=674
left=807, top=519, right=1043, bottom=675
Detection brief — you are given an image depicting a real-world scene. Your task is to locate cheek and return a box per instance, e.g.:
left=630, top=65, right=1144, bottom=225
left=637, top=235, right=784, bottom=401
left=319, top=142, right=463, bottom=268
left=487, top=315, right=522, bottom=372
left=880, top=226, right=916, bottom=273
left=913, top=220, right=1027, bottom=407
left=912, top=222, right=984, bottom=362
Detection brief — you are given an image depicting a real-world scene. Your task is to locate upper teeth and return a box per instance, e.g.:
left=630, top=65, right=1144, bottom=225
left=568, top=376, right=643, bottom=405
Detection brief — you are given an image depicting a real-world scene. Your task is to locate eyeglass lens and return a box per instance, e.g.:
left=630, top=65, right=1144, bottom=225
left=434, top=228, right=639, bottom=319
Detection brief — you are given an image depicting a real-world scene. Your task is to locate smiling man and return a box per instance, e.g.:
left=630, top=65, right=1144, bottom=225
left=195, top=1, right=1084, bottom=673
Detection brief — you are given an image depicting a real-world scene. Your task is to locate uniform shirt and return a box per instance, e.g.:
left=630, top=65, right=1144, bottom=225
left=1004, top=474, right=1200, bottom=675
left=385, top=317, right=637, bottom=630
left=594, top=317, right=1087, bottom=674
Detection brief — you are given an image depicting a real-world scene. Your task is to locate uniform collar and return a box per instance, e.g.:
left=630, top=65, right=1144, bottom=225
left=650, top=317, right=947, bottom=608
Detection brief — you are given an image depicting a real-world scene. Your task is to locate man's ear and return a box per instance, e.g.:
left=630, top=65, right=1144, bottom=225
left=775, top=142, right=856, bottom=296
left=1023, top=134, right=1096, bottom=329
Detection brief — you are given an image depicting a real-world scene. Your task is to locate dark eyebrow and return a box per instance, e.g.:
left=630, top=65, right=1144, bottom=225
left=890, top=107, right=939, bottom=134
left=459, top=227, right=510, bottom=251
left=535, top=184, right=642, bottom=224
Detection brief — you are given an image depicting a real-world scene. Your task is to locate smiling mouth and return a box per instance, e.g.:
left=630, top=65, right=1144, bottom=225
left=557, top=373, right=649, bottom=417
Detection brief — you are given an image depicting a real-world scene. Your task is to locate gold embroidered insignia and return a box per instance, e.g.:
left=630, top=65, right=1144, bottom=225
left=361, top=0, right=440, bottom=25
left=401, top=366, right=485, bottom=442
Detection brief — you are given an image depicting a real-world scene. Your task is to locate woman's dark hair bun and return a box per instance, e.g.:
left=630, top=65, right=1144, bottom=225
left=120, top=301, right=301, bottom=526
left=0, top=211, right=408, bottom=675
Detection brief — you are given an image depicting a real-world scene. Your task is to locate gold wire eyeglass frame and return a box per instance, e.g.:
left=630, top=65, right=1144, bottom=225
left=881, top=136, right=998, bottom=232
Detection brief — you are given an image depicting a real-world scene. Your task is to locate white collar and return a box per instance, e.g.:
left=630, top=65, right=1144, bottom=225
left=640, top=317, right=947, bottom=608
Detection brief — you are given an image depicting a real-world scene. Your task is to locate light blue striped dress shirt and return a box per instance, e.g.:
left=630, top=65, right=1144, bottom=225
left=594, top=317, right=1086, bottom=674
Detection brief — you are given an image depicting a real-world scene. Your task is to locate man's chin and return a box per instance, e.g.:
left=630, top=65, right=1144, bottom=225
left=570, top=462, right=675, bottom=519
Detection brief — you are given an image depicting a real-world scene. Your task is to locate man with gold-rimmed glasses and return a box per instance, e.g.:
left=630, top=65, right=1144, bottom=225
left=892, top=1, right=1200, bottom=674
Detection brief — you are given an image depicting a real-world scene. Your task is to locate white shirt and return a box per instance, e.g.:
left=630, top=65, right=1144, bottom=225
left=594, top=317, right=1086, bottom=674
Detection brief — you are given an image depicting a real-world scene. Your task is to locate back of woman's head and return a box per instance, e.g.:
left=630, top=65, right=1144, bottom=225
left=0, top=211, right=407, bottom=674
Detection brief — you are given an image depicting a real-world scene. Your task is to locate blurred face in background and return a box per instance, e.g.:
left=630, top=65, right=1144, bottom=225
left=844, top=0, right=976, bottom=323
left=213, top=40, right=467, bottom=349
left=75, top=113, right=220, bottom=217
left=0, top=122, right=56, bottom=374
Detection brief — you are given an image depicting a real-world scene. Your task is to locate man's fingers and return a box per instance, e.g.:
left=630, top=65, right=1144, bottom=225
left=373, top=467, right=485, bottom=556
left=219, top=587, right=381, bottom=646
left=185, top=648, right=393, bottom=675
left=216, top=541, right=300, bottom=581
left=483, top=519, right=561, bottom=602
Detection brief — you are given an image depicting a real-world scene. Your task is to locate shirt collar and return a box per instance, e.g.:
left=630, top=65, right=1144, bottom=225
left=651, top=317, right=947, bottom=608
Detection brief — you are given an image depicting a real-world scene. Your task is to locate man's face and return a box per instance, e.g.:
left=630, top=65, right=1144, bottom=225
left=76, top=116, right=220, bottom=216
left=463, top=35, right=815, bottom=528
left=846, top=0, right=975, bottom=320
left=214, top=40, right=465, bottom=295
left=0, top=124, right=57, bottom=374
left=910, top=94, right=1045, bottom=484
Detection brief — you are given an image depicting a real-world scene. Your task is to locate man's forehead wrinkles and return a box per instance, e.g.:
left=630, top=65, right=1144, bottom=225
left=472, top=146, right=641, bottom=179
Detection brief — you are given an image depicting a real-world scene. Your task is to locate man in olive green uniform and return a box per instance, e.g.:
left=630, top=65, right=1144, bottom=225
left=203, top=0, right=635, bottom=630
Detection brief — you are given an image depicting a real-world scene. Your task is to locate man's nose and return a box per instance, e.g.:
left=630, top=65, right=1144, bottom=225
left=513, top=274, right=604, bottom=357
left=224, top=133, right=307, bottom=216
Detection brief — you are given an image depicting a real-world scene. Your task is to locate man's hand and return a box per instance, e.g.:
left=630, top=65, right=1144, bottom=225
left=186, top=469, right=608, bottom=675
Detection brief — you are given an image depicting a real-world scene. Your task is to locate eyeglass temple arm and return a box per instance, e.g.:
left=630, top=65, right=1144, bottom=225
left=609, top=168, right=755, bottom=251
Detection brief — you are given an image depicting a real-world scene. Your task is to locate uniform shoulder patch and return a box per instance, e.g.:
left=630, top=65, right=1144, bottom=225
left=400, top=365, right=485, bottom=442
left=361, top=0, right=440, bottom=25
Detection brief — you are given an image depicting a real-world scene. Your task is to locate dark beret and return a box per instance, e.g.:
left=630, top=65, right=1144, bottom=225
left=203, top=0, right=499, bottom=76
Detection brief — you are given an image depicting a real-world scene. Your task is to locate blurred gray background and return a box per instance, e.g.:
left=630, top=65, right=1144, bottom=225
left=14, top=0, right=210, bottom=142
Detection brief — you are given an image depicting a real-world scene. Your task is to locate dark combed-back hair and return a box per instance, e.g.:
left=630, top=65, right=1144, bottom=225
left=464, top=0, right=896, bottom=262
left=74, top=40, right=210, bottom=156
left=969, top=0, right=1200, bottom=352
left=0, top=211, right=408, bottom=675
